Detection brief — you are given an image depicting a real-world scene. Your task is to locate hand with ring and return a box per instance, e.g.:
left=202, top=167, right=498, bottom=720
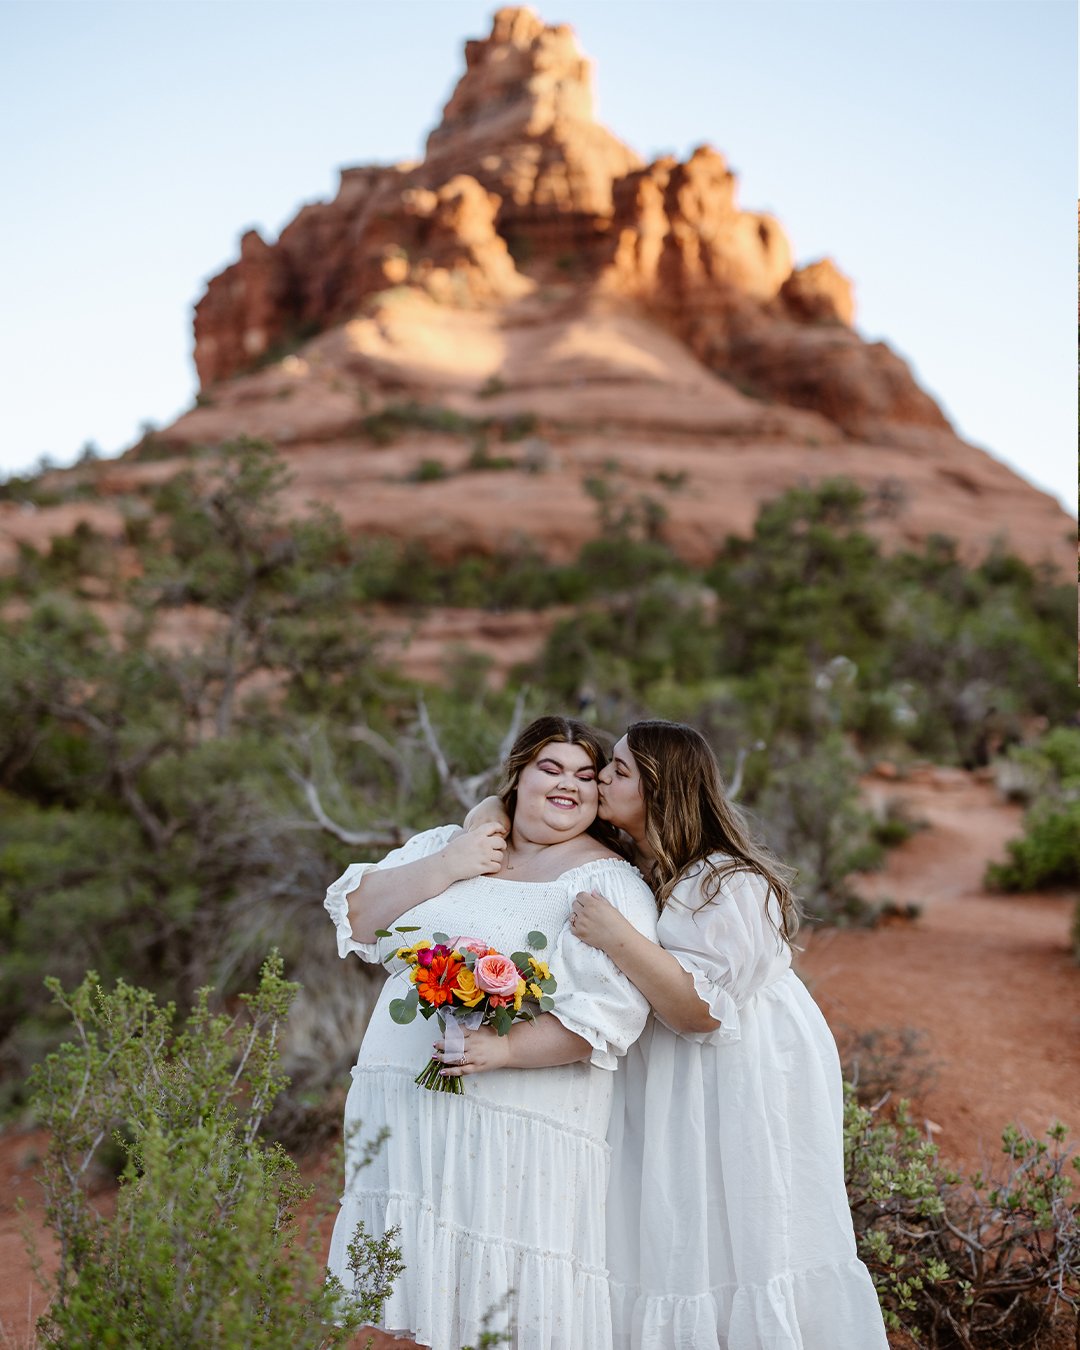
left=434, top=1025, right=513, bottom=1078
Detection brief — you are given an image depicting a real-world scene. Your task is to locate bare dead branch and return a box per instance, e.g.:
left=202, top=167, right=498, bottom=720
left=496, top=687, right=529, bottom=764
left=727, top=739, right=764, bottom=803
left=286, top=768, right=408, bottom=850
left=346, top=724, right=412, bottom=803
left=416, top=696, right=455, bottom=794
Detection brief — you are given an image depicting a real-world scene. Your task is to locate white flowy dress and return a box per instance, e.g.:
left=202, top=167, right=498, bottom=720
left=324, top=825, right=659, bottom=1350
left=607, top=857, right=888, bottom=1350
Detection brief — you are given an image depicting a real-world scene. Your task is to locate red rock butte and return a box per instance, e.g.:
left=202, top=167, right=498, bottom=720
left=4, top=6, right=1074, bottom=578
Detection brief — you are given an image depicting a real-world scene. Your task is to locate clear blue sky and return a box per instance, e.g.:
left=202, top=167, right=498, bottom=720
left=1, top=0, right=1075, bottom=512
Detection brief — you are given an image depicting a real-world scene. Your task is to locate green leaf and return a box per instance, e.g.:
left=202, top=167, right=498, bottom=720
left=463, top=951, right=476, bottom=969
left=509, top=952, right=532, bottom=970
left=538, top=977, right=556, bottom=994
left=539, top=996, right=554, bottom=1011
left=494, top=1007, right=513, bottom=1035
left=431, top=931, right=450, bottom=945
left=389, top=997, right=417, bottom=1024
left=374, top=929, right=393, bottom=938
left=394, top=925, right=421, bottom=933
left=527, top=931, right=547, bottom=949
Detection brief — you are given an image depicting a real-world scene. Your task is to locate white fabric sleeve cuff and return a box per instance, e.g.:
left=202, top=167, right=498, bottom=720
left=549, top=996, right=621, bottom=1071
left=661, top=949, right=742, bottom=1044
left=324, top=862, right=385, bottom=963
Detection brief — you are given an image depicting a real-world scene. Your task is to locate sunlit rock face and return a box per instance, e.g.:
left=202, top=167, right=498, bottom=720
left=166, top=6, right=1073, bottom=578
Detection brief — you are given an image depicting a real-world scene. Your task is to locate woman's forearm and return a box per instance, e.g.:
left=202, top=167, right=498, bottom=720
left=601, top=925, right=720, bottom=1034
left=504, top=1013, right=592, bottom=1068
left=347, top=851, right=458, bottom=942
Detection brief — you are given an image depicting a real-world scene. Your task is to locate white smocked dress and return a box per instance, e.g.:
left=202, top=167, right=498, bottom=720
left=607, top=857, right=888, bottom=1350
left=324, top=825, right=659, bottom=1350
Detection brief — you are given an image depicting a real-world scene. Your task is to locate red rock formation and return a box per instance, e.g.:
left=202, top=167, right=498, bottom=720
left=423, top=5, right=641, bottom=253
left=168, top=6, right=1073, bottom=585
left=192, top=5, right=949, bottom=441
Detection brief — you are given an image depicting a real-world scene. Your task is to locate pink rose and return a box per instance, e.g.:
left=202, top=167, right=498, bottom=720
left=452, top=936, right=492, bottom=958
left=474, top=953, right=522, bottom=998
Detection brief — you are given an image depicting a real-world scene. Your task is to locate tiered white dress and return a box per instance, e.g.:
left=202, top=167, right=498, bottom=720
left=324, top=825, right=659, bottom=1350
left=607, top=858, right=888, bottom=1350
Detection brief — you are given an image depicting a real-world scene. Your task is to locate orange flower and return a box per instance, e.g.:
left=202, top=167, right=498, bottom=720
left=413, top=953, right=464, bottom=1008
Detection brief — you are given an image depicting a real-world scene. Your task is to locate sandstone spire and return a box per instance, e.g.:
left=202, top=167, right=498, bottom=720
left=422, top=6, right=641, bottom=221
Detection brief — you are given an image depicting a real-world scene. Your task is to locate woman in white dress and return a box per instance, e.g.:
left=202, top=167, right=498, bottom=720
left=323, top=716, right=658, bottom=1350
left=569, top=719, right=889, bottom=1350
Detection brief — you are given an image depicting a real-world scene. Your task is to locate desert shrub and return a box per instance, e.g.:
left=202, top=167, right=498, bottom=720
left=846, top=1094, right=1080, bottom=1346
left=411, top=457, right=448, bottom=482
left=26, top=954, right=396, bottom=1348
left=749, top=732, right=881, bottom=920
left=986, top=728, right=1080, bottom=892
left=357, top=401, right=537, bottom=448
left=703, top=481, right=1076, bottom=761
left=987, top=800, right=1080, bottom=892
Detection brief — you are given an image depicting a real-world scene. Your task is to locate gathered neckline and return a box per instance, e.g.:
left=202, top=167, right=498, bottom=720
left=468, top=855, right=642, bottom=888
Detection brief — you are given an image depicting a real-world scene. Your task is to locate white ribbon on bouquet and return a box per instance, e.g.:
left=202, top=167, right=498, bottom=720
left=440, top=1006, right=486, bottom=1062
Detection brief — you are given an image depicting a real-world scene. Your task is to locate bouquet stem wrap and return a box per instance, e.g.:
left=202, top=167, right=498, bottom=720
left=415, top=1008, right=485, bottom=1094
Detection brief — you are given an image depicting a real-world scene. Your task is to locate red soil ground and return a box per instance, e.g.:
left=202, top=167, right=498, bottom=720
left=2, top=769, right=1076, bottom=1348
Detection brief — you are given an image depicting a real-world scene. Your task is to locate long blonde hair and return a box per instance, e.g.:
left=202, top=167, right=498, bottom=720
left=498, top=716, right=629, bottom=858
left=626, top=720, right=799, bottom=942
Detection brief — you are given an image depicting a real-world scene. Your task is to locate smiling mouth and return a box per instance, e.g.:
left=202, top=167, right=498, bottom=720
left=547, top=795, right=579, bottom=810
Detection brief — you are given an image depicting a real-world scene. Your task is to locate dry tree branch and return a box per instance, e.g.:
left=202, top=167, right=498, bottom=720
left=727, top=739, right=765, bottom=803
left=286, top=768, right=408, bottom=850
left=417, top=692, right=528, bottom=810
left=297, top=694, right=529, bottom=845
left=346, top=724, right=413, bottom=804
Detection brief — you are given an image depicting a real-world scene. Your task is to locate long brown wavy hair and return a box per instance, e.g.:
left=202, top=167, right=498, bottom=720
left=625, top=720, right=799, bottom=942
left=498, top=716, right=629, bottom=858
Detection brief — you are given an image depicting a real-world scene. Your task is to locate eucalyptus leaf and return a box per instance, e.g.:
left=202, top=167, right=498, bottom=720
left=539, top=996, right=554, bottom=1011
left=495, top=1007, right=513, bottom=1035
left=539, top=977, right=556, bottom=994
left=527, top=931, right=548, bottom=949
left=432, top=931, right=450, bottom=945
left=389, top=997, right=417, bottom=1024
left=510, top=951, right=531, bottom=970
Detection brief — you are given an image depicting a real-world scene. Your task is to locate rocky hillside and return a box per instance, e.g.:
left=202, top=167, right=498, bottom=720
left=2, top=6, right=1072, bottom=576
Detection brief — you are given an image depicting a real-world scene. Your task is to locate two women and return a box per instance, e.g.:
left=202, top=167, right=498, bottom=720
left=326, top=715, right=888, bottom=1349
left=323, top=717, right=658, bottom=1350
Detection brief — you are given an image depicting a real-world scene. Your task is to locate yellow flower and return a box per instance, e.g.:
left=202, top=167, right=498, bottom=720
left=396, top=940, right=427, bottom=963
left=513, top=978, right=527, bottom=1012
left=528, top=982, right=543, bottom=1001
left=452, top=966, right=486, bottom=1009
left=528, top=958, right=551, bottom=981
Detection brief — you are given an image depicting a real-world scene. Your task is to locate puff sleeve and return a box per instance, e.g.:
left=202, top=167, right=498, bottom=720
left=658, top=860, right=792, bottom=1045
left=549, top=859, right=659, bottom=1070
left=323, top=825, right=463, bottom=963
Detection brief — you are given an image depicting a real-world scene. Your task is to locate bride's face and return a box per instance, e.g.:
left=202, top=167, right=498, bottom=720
left=512, top=741, right=600, bottom=843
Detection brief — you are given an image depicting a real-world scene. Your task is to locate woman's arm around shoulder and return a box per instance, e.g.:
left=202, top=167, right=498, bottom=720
left=571, top=884, right=721, bottom=1036
left=324, top=823, right=506, bottom=954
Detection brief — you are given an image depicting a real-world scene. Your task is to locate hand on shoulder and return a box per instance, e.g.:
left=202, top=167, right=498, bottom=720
left=441, top=823, right=507, bottom=881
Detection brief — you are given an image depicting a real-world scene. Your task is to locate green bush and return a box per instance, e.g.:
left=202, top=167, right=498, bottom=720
left=986, top=729, right=1080, bottom=891
left=987, top=799, right=1080, bottom=891
left=845, top=1093, right=1080, bottom=1345
left=27, top=954, right=396, bottom=1348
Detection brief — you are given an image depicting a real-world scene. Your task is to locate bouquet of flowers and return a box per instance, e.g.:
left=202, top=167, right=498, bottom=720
left=373, top=924, right=557, bottom=1093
